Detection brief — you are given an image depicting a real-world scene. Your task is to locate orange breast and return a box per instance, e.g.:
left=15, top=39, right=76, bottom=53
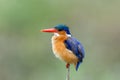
left=51, top=35, right=78, bottom=65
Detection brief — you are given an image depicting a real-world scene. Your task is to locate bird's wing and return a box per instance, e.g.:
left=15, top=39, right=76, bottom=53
left=64, top=37, right=85, bottom=70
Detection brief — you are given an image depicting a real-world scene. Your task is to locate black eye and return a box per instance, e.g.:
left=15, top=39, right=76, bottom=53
left=58, top=29, right=63, bottom=31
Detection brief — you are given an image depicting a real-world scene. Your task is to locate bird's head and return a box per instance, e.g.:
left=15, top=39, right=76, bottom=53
left=41, top=24, right=71, bottom=36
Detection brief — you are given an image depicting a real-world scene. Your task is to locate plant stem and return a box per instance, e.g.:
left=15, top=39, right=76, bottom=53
left=66, top=66, right=70, bottom=80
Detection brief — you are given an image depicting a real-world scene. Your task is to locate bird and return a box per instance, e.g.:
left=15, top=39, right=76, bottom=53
left=41, top=24, right=85, bottom=80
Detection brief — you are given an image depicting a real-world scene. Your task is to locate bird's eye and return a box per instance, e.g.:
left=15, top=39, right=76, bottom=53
left=58, top=29, right=63, bottom=31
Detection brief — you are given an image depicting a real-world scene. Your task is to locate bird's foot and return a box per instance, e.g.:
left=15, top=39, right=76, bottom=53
left=66, top=63, right=70, bottom=68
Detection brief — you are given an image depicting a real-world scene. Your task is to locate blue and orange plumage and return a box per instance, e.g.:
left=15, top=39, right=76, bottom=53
left=41, top=24, right=85, bottom=71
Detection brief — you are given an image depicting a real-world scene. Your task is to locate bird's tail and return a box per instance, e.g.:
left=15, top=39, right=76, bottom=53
left=75, top=62, right=81, bottom=71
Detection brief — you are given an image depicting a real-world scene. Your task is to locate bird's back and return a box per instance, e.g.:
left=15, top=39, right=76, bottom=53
left=64, top=37, right=85, bottom=70
left=51, top=35, right=79, bottom=65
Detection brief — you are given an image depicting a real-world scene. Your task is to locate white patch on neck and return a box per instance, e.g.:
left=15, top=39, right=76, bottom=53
left=54, top=33, right=60, bottom=36
left=67, top=34, right=71, bottom=37
left=54, top=33, right=71, bottom=37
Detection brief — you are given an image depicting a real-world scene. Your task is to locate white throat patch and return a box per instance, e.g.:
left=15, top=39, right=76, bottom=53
left=54, top=33, right=60, bottom=36
left=54, top=33, right=71, bottom=37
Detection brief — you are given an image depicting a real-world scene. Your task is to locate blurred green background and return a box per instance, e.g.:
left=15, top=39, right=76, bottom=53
left=0, top=0, right=120, bottom=80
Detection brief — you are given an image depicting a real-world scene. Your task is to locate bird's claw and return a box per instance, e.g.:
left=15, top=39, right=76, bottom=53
left=66, top=63, right=70, bottom=68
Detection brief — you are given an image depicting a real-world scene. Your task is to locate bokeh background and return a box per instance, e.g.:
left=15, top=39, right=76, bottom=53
left=0, top=0, right=120, bottom=80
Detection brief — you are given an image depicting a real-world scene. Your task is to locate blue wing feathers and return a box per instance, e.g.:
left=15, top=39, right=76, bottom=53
left=76, top=61, right=81, bottom=71
left=64, top=37, right=85, bottom=71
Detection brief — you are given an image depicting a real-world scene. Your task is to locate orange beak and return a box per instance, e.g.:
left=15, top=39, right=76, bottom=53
left=40, top=28, right=58, bottom=33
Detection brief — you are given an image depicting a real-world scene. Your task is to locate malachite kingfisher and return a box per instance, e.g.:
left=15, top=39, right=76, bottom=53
left=41, top=24, right=85, bottom=71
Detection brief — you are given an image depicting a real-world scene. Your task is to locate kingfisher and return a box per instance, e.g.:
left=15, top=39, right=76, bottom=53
left=41, top=24, right=85, bottom=71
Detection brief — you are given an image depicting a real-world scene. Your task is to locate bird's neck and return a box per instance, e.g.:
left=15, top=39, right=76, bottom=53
left=52, top=33, right=68, bottom=43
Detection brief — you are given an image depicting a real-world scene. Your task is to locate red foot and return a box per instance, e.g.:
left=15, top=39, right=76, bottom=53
left=66, top=63, right=70, bottom=68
